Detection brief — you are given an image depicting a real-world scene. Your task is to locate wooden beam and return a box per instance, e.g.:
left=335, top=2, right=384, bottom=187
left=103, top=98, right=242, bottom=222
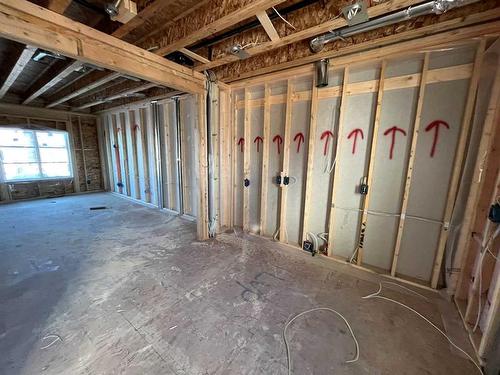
left=23, top=60, right=83, bottom=104
left=354, top=60, right=387, bottom=266
left=196, top=93, right=209, bottom=240
left=196, top=0, right=425, bottom=71
left=430, top=40, right=486, bottom=289
left=149, top=0, right=287, bottom=57
left=390, top=53, right=430, bottom=277
left=73, top=82, right=157, bottom=110
left=47, top=72, right=122, bottom=108
left=234, top=64, right=473, bottom=108
left=327, top=66, right=349, bottom=257
left=180, top=48, right=211, bottom=64
left=0, top=0, right=205, bottom=94
left=256, top=10, right=279, bottom=42
left=225, top=10, right=500, bottom=85
left=0, top=45, right=36, bottom=99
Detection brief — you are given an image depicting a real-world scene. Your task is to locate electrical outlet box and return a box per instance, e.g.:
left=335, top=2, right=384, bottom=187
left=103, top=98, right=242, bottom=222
left=111, top=0, right=138, bottom=24
left=342, top=0, right=369, bottom=26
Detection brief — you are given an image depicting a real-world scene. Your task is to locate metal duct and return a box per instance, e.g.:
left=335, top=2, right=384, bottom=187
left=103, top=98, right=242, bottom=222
left=315, top=59, right=329, bottom=87
left=310, top=0, right=477, bottom=53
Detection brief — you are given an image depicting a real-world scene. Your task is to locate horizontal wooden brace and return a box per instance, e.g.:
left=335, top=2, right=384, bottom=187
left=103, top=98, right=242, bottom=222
left=235, top=63, right=473, bottom=108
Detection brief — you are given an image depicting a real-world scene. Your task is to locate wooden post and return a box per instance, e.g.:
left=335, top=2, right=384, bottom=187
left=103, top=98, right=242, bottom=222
left=279, top=80, right=293, bottom=243
left=355, top=60, right=387, bottom=266
left=259, top=83, right=271, bottom=235
left=430, top=40, right=486, bottom=288
left=128, top=110, right=141, bottom=200
left=196, top=92, right=209, bottom=240
left=390, top=53, right=430, bottom=277
left=66, top=117, right=80, bottom=193
left=243, top=88, right=251, bottom=231
left=300, top=74, right=319, bottom=246
left=455, top=56, right=500, bottom=299
left=327, top=66, right=350, bottom=256
left=78, top=117, right=88, bottom=191
left=230, top=93, right=237, bottom=228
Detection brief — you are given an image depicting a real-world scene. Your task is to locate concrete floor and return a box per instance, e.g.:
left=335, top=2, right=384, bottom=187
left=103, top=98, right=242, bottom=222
left=0, top=192, right=479, bottom=375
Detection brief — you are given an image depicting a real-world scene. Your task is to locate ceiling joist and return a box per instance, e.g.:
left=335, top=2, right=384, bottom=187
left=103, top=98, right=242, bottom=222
left=256, top=10, right=279, bottom=42
left=143, top=0, right=287, bottom=57
left=0, top=0, right=205, bottom=94
left=47, top=71, right=122, bottom=108
left=74, top=82, right=158, bottom=110
left=180, top=48, right=211, bottom=64
left=0, top=44, right=36, bottom=99
left=23, top=60, right=83, bottom=105
left=195, top=0, right=427, bottom=71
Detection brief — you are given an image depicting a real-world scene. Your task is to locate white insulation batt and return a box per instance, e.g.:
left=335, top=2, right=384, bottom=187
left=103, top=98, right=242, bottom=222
left=233, top=44, right=476, bottom=285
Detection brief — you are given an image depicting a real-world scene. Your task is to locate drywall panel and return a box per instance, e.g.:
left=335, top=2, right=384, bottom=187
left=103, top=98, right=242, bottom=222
left=233, top=106, right=244, bottom=227
left=397, top=78, right=470, bottom=281
left=263, top=102, right=285, bottom=237
left=179, top=96, right=198, bottom=217
left=362, top=87, right=418, bottom=271
left=285, top=99, right=310, bottom=245
left=248, top=106, right=263, bottom=233
left=331, top=92, right=376, bottom=258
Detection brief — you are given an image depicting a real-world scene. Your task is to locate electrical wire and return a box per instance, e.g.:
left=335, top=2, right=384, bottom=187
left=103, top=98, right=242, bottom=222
left=273, top=7, right=297, bottom=30
left=40, top=334, right=62, bottom=349
left=283, top=307, right=359, bottom=375
left=362, top=283, right=483, bottom=375
left=472, top=225, right=499, bottom=332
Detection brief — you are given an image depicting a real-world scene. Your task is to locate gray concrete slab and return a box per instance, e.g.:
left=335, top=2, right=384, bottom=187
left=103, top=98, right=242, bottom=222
left=0, top=193, right=478, bottom=374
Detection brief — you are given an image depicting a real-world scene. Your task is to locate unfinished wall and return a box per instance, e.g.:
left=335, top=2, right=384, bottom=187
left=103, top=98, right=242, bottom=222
left=229, top=40, right=484, bottom=288
left=0, top=112, right=101, bottom=201
left=100, top=94, right=202, bottom=220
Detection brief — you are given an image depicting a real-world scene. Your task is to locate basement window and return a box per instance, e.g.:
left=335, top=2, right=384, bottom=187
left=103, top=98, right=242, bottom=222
left=0, top=128, right=73, bottom=182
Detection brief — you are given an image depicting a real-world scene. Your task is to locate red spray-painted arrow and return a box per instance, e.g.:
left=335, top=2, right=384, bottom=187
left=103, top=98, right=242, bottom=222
left=425, top=120, right=449, bottom=157
left=293, top=132, right=305, bottom=153
left=347, top=128, right=364, bottom=155
left=273, top=135, right=283, bottom=154
left=254, top=136, right=263, bottom=152
left=320, top=130, right=334, bottom=156
left=237, top=137, right=244, bottom=153
left=383, top=126, right=407, bottom=159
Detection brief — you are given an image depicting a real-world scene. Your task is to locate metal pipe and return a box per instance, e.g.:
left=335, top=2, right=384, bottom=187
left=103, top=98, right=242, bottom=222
left=310, top=0, right=476, bottom=53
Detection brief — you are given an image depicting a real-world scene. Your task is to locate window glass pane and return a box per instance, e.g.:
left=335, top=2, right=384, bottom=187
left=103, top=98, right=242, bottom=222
left=36, top=131, right=67, bottom=148
left=0, top=147, right=37, bottom=163
left=39, top=148, right=69, bottom=163
left=4, top=163, right=40, bottom=180
left=0, top=129, right=35, bottom=147
left=41, top=163, right=71, bottom=178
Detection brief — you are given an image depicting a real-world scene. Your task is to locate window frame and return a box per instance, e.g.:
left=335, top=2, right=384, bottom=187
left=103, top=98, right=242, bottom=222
left=0, top=127, right=74, bottom=183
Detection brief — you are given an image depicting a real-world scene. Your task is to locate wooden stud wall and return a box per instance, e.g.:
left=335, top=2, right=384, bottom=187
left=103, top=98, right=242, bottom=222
left=227, top=38, right=490, bottom=290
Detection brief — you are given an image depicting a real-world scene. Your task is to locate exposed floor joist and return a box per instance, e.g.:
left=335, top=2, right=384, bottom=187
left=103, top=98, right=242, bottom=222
left=180, top=48, right=211, bottom=64
left=195, top=0, right=428, bottom=71
left=143, top=0, right=287, bottom=56
left=74, top=82, right=158, bottom=110
left=228, top=10, right=500, bottom=85
left=256, top=10, right=279, bottom=41
left=47, top=71, right=122, bottom=108
left=23, top=60, right=83, bottom=105
left=0, top=44, right=36, bottom=99
left=0, top=0, right=205, bottom=94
